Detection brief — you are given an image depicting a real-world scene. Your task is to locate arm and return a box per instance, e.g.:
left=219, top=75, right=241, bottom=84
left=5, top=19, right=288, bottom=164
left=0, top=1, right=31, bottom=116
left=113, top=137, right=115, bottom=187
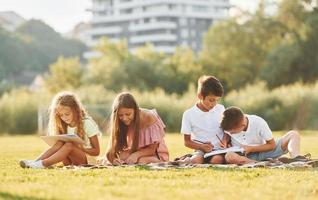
left=184, top=134, right=213, bottom=153
left=79, top=135, right=100, bottom=156
left=125, top=143, right=159, bottom=164
left=242, top=139, right=276, bottom=155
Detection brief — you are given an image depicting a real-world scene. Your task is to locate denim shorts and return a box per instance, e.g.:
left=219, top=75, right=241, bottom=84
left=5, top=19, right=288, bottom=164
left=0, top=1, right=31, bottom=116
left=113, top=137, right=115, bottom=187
left=247, top=138, right=288, bottom=161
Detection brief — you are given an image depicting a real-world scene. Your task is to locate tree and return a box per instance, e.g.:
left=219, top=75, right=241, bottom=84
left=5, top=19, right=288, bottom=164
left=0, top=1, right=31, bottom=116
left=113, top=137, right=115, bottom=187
left=44, top=57, right=83, bottom=93
left=261, top=0, right=318, bottom=87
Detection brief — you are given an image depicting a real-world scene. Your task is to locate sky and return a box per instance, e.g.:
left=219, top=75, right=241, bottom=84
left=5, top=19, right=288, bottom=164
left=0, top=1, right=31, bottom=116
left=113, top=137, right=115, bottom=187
left=0, top=0, right=258, bottom=33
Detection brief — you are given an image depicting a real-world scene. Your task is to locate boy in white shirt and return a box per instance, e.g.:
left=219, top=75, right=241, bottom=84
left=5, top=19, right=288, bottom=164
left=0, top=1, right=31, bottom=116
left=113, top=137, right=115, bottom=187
left=221, top=106, right=308, bottom=164
left=181, top=75, right=226, bottom=164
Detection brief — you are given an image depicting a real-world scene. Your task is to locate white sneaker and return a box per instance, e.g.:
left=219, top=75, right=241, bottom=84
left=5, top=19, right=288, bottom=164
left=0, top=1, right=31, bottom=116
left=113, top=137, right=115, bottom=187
left=19, top=160, right=35, bottom=168
left=20, top=160, right=44, bottom=169
left=27, top=160, right=45, bottom=169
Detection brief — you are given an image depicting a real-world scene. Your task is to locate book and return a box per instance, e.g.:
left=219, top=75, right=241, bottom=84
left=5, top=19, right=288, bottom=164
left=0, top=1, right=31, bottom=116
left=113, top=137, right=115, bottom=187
left=203, top=146, right=245, bottom=158
left=41, top=134, right=85, bottom=146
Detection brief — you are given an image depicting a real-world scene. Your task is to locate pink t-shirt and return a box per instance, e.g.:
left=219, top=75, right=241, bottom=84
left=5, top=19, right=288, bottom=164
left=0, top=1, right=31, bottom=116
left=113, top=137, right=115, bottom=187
left=127, top=109, right=169, bottom=161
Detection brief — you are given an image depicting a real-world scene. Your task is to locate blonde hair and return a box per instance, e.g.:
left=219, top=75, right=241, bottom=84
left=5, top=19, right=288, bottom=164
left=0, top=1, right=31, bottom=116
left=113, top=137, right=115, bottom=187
left=106, top=92, right=140, bottom=163
left=48, top=91, right=87, bottom=139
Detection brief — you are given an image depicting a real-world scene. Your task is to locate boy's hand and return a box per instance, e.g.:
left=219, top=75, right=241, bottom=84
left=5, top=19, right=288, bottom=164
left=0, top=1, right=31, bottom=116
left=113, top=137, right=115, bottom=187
left=241, top=145, right=253, bottom=155
left=200, top=142, right=213, bottom=153
left=220, top=141, right=227, bottom=148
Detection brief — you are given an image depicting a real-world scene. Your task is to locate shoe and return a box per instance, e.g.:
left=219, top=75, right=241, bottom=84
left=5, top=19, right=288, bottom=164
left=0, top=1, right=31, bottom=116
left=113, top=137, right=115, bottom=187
left=19, top=160, right=35, bottom=168
left=290, top=153, right=311, bottom=162
left=20, top=160, right=45, bottom=169
left=278, top=153, right=311, bottom=164
left=28, top=160, right=45, bottom=169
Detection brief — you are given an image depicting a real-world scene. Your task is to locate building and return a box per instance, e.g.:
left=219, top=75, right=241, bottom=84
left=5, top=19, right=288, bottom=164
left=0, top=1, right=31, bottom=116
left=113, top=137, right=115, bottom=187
left=64, top=22, right=91, bottom=43
left=85, top=0, right=230, bottom=57
left=0, top=11, right=26, bottom=32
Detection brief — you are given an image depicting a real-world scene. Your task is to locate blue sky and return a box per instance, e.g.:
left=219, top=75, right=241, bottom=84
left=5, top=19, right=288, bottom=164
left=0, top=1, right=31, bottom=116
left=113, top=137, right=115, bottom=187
left=0, top=0, right=258, bottom=33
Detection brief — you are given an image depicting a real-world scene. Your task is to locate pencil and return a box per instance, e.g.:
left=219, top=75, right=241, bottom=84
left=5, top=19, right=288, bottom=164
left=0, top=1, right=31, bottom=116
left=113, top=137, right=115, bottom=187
left=216, top=134, right=225, bottom=146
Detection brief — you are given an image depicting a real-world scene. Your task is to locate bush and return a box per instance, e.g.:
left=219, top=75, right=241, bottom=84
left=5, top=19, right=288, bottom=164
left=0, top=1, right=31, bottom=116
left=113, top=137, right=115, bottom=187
left=0, top=89, right=38, bottom=134
left=225, top=81, right=318, bottom=131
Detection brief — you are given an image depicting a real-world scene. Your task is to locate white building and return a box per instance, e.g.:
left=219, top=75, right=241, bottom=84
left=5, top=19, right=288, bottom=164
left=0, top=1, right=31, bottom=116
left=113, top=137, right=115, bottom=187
left=64, top=22, right=91, bottom=43
left=85, top=0, right=230, bottom=57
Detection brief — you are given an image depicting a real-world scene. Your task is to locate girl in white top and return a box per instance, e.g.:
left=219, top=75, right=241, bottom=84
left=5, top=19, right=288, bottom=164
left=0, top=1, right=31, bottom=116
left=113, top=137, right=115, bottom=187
left=20, top=91, right=101, bottom=168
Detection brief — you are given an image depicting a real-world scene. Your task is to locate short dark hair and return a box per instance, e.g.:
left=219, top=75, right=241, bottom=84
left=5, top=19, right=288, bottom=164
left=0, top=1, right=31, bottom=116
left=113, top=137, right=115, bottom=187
left=198, top=75, right=224, bottom=98
left=220, top=106, right=244, bottom=130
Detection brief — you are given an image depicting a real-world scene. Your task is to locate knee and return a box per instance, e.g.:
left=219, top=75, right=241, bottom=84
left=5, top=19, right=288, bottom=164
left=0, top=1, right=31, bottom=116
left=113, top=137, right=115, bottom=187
left=52, top=141, right=64, bottom=149
left=190, top=156, right=204, bottom=164
left=210, top=155, right=225, bottom=164
left=138, top=157, right=146, bottom=164
left=290, top=130, right=300, bottom=138
left=225, top=152, right=236, bottom=164
left=63, top=142, right=74, bottom=151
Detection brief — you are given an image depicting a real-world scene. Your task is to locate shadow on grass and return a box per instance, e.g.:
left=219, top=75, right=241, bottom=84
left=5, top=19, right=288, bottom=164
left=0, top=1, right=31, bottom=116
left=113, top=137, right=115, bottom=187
left=0, top=192, right=48, bottom=200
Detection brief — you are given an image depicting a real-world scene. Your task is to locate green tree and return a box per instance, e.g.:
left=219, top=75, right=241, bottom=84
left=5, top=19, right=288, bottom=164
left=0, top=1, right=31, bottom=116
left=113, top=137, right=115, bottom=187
left=261, top=0, right=318, bottom=87
left=44, top=57, right=83, bottom=93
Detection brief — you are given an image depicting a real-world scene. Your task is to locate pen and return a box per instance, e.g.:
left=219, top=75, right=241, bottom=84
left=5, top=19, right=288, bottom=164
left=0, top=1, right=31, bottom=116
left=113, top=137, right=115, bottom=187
left=193, top=139, right=205, bottom=144
left=216, top=134, right=225, bottom=146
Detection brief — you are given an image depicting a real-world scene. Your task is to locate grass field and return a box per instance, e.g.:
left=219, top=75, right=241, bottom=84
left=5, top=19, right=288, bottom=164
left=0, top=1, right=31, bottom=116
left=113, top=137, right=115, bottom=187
left=0, top=132, right=318, bottom=200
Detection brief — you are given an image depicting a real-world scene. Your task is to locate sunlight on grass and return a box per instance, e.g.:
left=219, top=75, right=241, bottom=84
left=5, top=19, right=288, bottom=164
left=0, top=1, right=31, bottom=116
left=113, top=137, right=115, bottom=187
left=0, top=132, right=318, bottom=200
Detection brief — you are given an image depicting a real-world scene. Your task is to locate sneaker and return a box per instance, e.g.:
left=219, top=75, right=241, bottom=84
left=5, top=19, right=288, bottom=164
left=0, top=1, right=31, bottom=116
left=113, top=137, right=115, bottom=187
left=20, top=160, right=45, bottom=169
left=278, top=153, right=311, bottom=164
left=19, top=160, right=35, bottom=168
left=290, top=153, right=311, bottom=162
left=27, top=160, right=45, bottom=169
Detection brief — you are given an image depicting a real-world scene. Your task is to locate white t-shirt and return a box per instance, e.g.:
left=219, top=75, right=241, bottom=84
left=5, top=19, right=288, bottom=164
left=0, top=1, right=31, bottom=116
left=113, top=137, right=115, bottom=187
left=181, top=104, right=225, bottom=149
left=67, top=118, right=102, bottom=148
left=230, top=115, right=273, bottom=147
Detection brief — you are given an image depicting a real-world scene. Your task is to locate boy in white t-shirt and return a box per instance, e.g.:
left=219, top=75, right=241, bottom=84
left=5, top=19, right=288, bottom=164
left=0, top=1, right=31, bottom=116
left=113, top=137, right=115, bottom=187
left=220, top=106, right=308, bottom=164
left=181, top=75, right=227, bottom=164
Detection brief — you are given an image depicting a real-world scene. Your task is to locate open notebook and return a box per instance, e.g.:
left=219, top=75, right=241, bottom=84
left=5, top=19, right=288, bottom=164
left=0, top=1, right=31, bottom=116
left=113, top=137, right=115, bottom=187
left=204, top=146, right=245, bottom=158
left=41, top=134, right=85, bottom=146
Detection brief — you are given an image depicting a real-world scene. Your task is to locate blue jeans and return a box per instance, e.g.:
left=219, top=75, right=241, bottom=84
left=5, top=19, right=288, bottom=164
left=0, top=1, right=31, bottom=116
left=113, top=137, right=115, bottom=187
left=247, top=138, right=288, bottom=161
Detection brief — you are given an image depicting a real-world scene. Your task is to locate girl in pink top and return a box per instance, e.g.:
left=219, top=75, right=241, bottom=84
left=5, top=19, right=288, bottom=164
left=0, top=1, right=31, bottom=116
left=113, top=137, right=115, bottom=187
left=105, top=92, right=169, bottom=165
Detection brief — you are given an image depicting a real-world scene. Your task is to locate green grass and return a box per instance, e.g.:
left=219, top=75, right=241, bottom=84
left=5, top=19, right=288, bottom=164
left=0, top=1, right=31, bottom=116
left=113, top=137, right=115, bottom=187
left=0, top=132, right=318, bottom=200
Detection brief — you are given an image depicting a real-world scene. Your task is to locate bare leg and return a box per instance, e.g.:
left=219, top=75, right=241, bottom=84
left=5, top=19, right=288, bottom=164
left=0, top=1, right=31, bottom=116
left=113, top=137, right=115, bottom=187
left=42, top=142, right=87, bottom=167
left=209, top=154, right=225, bottom=164
left=225, top=152, right=256, bottom=165
left=280, top=130, right=301, bottom=158
left=189, top=155, right=204, bottom=164
left=138, top=156, right=161, bottom=164
left=62, top=157, right=72, bottom=166
left=35, top=141, right=64, bottom=161
left=119, top=150, right=130, bottom=160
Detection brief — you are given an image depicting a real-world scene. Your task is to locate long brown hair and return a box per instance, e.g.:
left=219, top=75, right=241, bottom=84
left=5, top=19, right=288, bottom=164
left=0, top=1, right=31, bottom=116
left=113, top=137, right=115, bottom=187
left=48, top=91, right=87, bottom=139
left=106, top=92, right=140, bottom=163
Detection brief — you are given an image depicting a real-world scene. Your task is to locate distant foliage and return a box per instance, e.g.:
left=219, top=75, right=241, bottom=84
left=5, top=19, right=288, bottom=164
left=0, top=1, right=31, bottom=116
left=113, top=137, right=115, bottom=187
left=87, top=39, right=201, bottom=94
left=225, top=81, right=318, bottom=130
left=201, top=0, right=318, bottom=91
left=0, top=89, right=38, bottom=134
left=0, top=20, right=87, bottom=85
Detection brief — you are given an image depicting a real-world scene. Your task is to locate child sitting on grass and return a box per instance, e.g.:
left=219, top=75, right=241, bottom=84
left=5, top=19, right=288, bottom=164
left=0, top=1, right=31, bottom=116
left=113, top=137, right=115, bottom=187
left=20, top=91, right=101, bottom=168
left=221, top=106, right=309, bottom=164
left=102, top=92, right=169, bottom=165
left=180, top=75, right=227, bottom=164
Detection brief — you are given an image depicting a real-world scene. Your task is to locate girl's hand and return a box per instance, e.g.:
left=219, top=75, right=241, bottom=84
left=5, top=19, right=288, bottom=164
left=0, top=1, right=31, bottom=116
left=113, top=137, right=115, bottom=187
left=125, top=153, right=139, bottom=164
